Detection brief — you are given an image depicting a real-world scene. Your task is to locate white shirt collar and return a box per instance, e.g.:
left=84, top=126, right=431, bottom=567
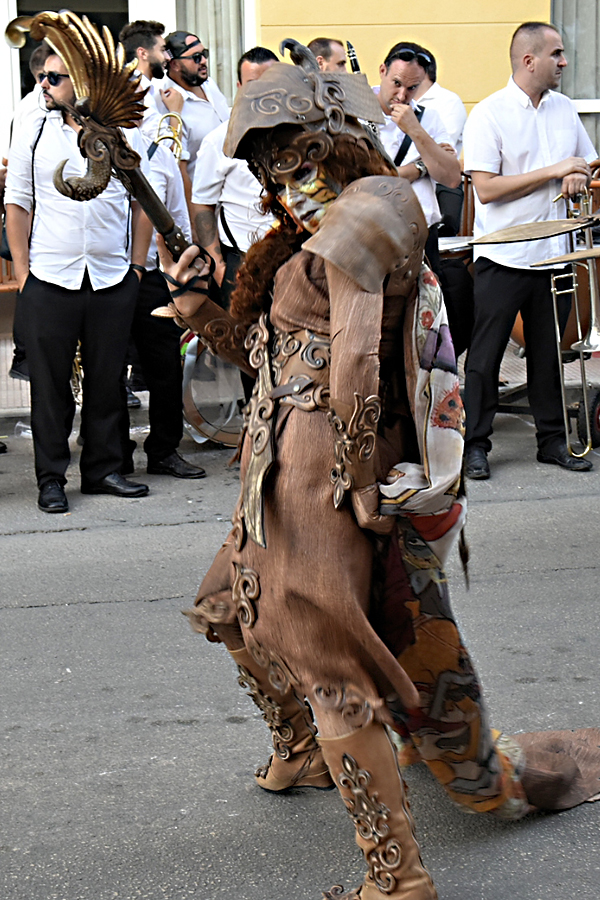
left=507, top=75, right=551, bottom=109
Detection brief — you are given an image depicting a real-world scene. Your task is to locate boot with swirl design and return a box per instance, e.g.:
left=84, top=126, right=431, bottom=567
left=230, top=646, right=334, bottom=793
left=319, top=721, right=437, bottom=900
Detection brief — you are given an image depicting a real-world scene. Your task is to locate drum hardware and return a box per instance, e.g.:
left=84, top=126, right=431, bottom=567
left=470, top=215, right=600, bottom=244
left=549, top=268, right=592, bottom=457
left=531, top=246, right=600, bottom=265
left=541, top=191, right=600, bottom=456
left=476, top=193, right=600, bottom=455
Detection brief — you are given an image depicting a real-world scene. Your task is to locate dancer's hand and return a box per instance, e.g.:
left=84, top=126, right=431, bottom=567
left=351, top=484, right=394, bottom=534
left=156, top=235, right=211, bottom=318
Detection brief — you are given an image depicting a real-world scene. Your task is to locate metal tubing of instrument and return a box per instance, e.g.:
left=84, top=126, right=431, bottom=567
left=152, top=113, right=183, bottom=161
left=571, top=192, right=600, bottom=353
left=549, top=271, right=591, bottom=456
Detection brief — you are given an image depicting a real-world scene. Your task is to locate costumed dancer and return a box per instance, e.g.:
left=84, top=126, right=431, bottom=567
left=157, top=45, right=600, bottom=900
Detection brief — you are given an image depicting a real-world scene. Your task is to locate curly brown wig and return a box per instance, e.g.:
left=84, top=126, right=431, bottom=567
left=229, top=132, right=397, bottom=325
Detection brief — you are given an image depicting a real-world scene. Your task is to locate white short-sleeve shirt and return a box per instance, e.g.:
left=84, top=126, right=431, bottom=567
left=5, top=111, right=149, bottom=290
left=191, top=120, right=275, bottom=252
left=463, top=77, right=597, bottom=269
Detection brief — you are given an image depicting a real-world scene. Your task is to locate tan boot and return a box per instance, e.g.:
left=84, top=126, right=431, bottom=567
left=230, top=646, right=334, bottom=793
left=319, top=722, right=437, bottom=900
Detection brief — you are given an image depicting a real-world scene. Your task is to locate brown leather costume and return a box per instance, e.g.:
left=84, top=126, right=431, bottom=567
left=172, top=50, right=600, bottom=900
left=187, top=176, right=427, bottom=726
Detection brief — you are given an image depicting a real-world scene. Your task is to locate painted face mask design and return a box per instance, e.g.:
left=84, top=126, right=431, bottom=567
left=277, top=166, right=340, bottom=233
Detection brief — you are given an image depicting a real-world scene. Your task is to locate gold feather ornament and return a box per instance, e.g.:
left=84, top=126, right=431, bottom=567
left=18, top=10, right=146, bottom=200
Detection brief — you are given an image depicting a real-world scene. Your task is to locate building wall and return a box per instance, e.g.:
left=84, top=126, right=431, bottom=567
left=554, top=0, right=600, bottom=147
left=257, top=0, right=552, bottom=112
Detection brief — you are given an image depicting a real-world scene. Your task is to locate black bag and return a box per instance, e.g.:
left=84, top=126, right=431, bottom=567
left=436, top=183, right=464, bottom=237
left=0, top=219, right=11, bottom=261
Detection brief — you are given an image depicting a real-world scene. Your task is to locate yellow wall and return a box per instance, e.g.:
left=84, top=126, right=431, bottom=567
left=258, top=1, right=552, bottom=112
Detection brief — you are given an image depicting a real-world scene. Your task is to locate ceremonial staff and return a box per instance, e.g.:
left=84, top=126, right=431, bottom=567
left=5, top=9, right=253, bottom=375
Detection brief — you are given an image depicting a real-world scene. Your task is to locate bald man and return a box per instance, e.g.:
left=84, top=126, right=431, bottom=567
left=462, top=21, right=596, bottom=478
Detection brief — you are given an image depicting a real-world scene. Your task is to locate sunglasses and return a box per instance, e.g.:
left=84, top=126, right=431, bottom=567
left=391, top=49, right=432, bottom=68
left=180, top=49, right=209, bottom=63
left=38, top=71, right=71, bottom=86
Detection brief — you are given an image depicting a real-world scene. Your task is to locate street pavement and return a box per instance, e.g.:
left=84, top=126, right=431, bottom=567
left=1, top=410, right=600, bottom=900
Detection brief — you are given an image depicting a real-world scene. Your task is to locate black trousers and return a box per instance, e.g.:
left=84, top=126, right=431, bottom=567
left=21, top=268, right=138, bottom=486
left=123, top=268, right=183, bottom=463
left=12, top=291, right=27, bottom=362
left=464, top=257, right=567, bottom=455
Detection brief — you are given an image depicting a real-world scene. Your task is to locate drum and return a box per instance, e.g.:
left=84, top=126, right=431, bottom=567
left=182, top=336, right=245, bottom=447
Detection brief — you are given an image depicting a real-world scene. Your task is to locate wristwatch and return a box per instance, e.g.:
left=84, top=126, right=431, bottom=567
left=413, top=159, right=428, bottom=180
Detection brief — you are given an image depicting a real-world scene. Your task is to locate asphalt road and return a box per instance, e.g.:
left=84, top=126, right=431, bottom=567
left=1, top=411, right=599, bottom=900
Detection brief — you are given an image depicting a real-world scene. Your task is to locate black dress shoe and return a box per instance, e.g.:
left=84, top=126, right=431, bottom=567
left=147, top=451, right=206, bottom=479
left=537, top=446, right=593, bottom=471
left=464, top=446, right=490, bottom=480
left=0, top=440, right=6, bottom=454
left=81, top=472, right=149, bottom=496
left=38, top=480, right=69, bottom=513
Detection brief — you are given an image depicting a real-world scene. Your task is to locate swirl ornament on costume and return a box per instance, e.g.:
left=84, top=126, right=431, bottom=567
left=313, top=684, right=375, bottom=728
left=231, top=496, right=246, bottom=552
left=337, top=753, right=401, bottom=895
left=301, top=332, right=330, bottom=370
left=270, top=327, right=331, bottom=411
left=182, top=598, right=235, bottom=637
left=328, top=394, right=381, bottom=509
left=236, top=664, right=295, bottom=760
left=249, top=642, right=296, bottom=694
left=272, top=330, right=302, bottom=376
left=252, top=89, right=313, bottom=119
left=202, top=317, right=248, bottom=358
left=245, top=314, right=271, bottom=371
left=322, top=888, right=361, bottom=899
left=232, top=563, right=260, bottom=628
left=313, top=76, right=346, bottom=134
left=242, top=315, right=276, bottom=548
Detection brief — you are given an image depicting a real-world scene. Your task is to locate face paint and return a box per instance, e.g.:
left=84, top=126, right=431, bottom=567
left=276, top=165, right=340, bottom=233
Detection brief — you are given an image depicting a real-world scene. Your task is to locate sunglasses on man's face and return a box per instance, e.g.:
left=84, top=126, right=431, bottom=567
left=393, top=49, right=432, bottom=69
left=181, top=49, right=209, bottom=64
left=38, top=71, right=71, bottom=86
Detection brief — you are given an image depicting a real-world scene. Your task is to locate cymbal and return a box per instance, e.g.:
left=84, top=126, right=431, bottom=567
left=531, top=246, right=600, bottom=267
left=470, top=215, right=600, bottom=244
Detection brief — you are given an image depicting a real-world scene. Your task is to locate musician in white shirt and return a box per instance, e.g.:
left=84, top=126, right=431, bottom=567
left=158, top=31, right=229, bottom=186
left=118, top=19, right=184, bottom=141
left=462, top=21, right=597, bottom=478
left=5, top=53, right=152, bottom=511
